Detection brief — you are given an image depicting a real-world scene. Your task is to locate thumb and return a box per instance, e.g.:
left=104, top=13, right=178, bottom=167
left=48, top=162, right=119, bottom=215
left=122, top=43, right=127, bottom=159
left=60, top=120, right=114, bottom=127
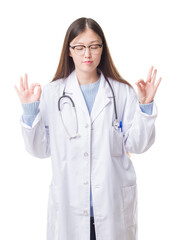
left=30, top=83, right=41, bottom=93
left=135, top=81, right=142, bottom=90
left=135, top=79, right=145, bottom=90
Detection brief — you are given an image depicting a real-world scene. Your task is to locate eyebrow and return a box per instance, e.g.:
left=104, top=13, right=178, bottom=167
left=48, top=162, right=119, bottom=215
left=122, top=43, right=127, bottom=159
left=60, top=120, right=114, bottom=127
left=74, top=40, right=101, bottom=45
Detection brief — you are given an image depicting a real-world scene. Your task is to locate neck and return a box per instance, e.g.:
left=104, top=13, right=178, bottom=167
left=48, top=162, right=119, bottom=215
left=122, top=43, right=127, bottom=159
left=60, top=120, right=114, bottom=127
left=75, top=69, right=99, bottom=85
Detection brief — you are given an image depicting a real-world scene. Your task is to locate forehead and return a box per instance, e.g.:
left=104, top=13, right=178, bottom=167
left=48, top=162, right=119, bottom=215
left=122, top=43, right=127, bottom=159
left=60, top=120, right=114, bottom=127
left=70, top=28, right=102, bottom=45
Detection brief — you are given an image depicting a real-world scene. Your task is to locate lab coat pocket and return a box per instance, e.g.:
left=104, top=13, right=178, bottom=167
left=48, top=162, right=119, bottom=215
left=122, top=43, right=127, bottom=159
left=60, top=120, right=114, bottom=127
left=111, top=127, right=123, bottom=157
left=122, top=185, right=137, bottom=227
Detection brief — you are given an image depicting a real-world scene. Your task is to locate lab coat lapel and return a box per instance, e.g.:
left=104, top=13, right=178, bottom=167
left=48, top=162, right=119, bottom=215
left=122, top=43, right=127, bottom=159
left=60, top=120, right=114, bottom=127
left=90, top=73, right=112, bottom=124
left=64, top=71, right=89, bottom=116
left=64, top=71, right=113, bottom=123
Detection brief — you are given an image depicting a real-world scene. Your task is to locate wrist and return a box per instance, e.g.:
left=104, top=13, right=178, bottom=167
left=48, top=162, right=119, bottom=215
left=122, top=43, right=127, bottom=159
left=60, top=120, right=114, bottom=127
left=139, top=101, right=153, bottom=104
left=138, top=97, right=153, bottom=105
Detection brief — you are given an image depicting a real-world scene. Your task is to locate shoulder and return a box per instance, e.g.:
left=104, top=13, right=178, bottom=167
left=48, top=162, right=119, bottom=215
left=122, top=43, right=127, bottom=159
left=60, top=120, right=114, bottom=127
left=109, top=78, right=137, bottom=100
left=42, top=78, right=65, bottom=95
left=43, top=78, right=64, bottom=90
left=40, top=79, right=65, bottom=104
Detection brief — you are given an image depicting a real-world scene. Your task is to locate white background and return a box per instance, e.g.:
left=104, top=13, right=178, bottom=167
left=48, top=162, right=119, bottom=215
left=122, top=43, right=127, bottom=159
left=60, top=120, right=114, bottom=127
left=0, top=0, right=178, bottom=239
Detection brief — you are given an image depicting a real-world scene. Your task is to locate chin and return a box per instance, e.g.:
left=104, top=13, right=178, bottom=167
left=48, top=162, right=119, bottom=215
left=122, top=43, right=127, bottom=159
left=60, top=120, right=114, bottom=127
left=82, top=65, right=98, bottom=73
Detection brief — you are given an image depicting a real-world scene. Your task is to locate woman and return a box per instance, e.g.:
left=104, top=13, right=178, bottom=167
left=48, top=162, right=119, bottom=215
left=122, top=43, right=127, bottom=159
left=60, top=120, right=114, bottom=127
left=15, top=17, right=162, bottom=240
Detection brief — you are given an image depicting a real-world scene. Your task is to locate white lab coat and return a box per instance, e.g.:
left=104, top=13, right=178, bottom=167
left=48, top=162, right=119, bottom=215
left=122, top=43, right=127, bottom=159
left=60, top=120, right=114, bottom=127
left=20, top=70, right=157, bottom=240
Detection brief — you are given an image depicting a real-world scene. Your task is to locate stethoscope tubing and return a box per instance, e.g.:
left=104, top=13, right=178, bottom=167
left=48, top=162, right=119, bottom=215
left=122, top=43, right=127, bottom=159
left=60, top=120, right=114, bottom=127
left=58, top=76, right=118, bottom=120
left=58, top=75, right=119, bottom=138
left=104, top=76, right=118, bottom=121
left=58, top=95, right=75, bottom=111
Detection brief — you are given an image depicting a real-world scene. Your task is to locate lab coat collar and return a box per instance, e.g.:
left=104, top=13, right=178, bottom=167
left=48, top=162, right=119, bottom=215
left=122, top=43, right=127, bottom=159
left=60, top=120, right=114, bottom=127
left=64, top=70, right=113, bottom=124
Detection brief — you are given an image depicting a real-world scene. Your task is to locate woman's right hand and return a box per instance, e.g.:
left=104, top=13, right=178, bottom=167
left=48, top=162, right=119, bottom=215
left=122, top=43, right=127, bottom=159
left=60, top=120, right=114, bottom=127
left=14, top=73, right=42, bottom=104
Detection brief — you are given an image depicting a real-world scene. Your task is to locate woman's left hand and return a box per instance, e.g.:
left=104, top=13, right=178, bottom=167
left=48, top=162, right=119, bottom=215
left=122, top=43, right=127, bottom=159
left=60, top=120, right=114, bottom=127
left=135, top=66, right=162, bottom=104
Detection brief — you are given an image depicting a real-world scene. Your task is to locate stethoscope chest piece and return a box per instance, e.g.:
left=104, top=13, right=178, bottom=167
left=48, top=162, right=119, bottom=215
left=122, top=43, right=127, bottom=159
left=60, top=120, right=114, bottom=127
left=113, top=119, right=120, bottom=130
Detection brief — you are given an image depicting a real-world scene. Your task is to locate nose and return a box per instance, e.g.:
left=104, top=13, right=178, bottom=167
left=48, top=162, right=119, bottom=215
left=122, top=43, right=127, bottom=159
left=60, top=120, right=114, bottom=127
left=84, top=47, right=91, bottom=58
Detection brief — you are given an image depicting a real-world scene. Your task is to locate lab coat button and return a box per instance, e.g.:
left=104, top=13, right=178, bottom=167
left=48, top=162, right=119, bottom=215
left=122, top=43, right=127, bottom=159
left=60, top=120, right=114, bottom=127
left=84, top=152, right=89, bottom=157
left=85, top=124, right=89, bottom=128
left=83, top=210, right=89, bottom=216
left=84, top=181, right=88, bottom=185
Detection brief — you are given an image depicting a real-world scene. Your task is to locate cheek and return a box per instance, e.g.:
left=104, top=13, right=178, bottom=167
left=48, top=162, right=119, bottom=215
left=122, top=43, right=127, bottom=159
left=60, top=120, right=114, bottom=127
left=71, top=56, right=82, bottom=67
left=95, top=54, right=102, bottom=64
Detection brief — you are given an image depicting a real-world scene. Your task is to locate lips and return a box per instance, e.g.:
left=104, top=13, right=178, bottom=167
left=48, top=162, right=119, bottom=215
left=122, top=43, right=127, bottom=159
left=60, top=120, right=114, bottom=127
left=83, top=61, right=92, bottom=64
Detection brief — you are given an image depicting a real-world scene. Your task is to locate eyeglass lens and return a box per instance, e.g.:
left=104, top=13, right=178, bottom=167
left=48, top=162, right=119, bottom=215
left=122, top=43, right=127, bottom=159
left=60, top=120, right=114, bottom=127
left=73, top=44, right=102, bottom=55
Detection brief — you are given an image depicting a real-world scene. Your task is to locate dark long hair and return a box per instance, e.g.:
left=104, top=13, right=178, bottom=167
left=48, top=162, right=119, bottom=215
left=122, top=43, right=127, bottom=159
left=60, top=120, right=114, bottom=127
left=52, top=17, right=132, bottom=88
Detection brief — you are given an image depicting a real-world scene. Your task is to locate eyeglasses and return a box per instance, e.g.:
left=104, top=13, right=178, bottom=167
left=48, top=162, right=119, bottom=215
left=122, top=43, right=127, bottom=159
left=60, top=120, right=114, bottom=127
left=69, top=44, right=103, bottom=56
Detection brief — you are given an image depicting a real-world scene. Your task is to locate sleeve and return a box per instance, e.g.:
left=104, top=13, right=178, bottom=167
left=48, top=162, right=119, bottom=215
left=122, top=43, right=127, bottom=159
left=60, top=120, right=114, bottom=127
left=139, top=101, right=154, bottom=115
left=20, top=86, right=51, bottom=159
left=22, top=101, right=40, bottom=127
left=123, top=89, right=157, bottom=154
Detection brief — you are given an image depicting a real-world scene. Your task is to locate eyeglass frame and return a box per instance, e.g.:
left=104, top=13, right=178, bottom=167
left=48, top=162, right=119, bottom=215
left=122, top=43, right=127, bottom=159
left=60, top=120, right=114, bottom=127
left=69, top=43, right=103, bottom=55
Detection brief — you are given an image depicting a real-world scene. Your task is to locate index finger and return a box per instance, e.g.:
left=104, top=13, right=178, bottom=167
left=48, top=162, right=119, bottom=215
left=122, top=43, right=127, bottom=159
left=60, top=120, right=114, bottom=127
left=30, top=83, right=41, bottom=93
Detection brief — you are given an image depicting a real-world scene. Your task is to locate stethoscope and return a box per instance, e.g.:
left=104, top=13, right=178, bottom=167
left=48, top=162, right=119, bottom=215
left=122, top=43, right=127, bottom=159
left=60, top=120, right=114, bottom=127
left=58, top=76, right=121, bottom=140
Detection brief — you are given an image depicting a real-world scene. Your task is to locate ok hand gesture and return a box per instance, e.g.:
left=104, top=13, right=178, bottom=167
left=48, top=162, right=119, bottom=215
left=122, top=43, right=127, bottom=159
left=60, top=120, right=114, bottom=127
left=135, top=66, right=162, bottom=104
left=14, top=73, right=41, bottom=104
